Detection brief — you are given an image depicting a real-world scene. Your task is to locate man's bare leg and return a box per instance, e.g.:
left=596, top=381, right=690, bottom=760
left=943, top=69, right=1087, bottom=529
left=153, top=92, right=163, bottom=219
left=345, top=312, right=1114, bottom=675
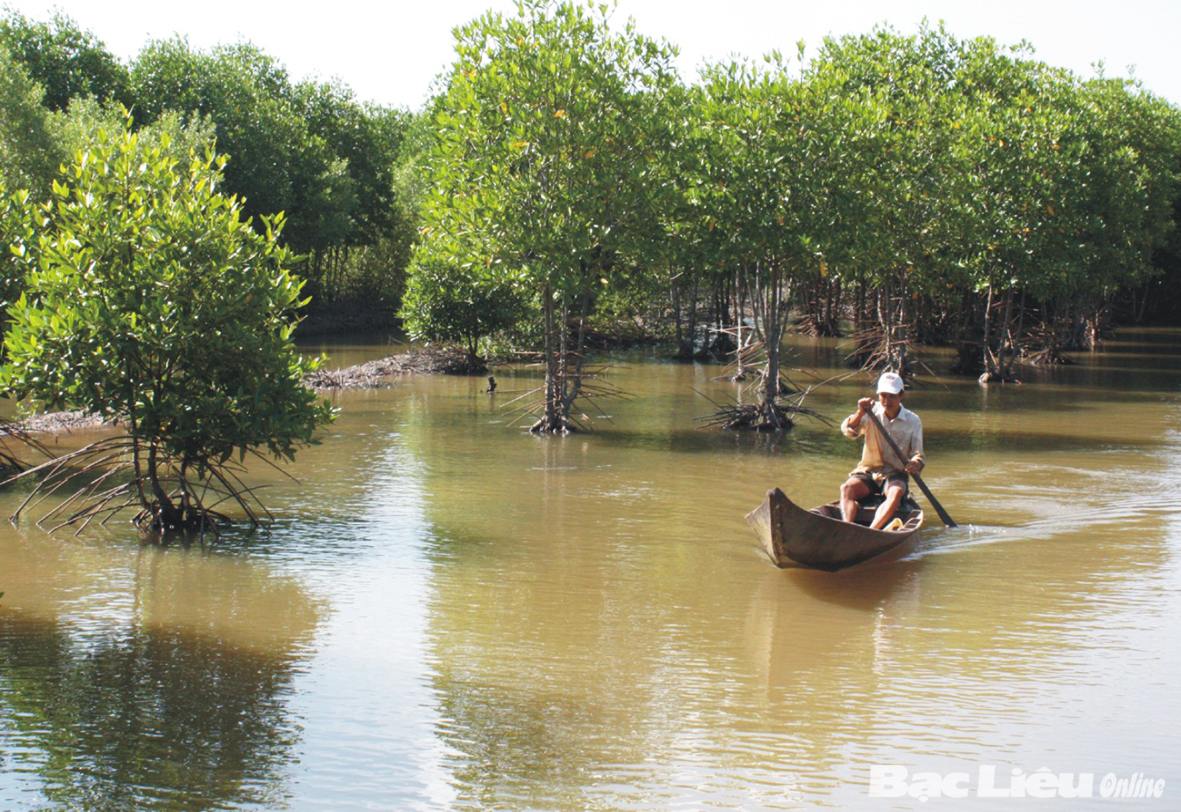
left=840, top=477, right=872, bottom=523
left=870, top=483, right=906, bottom=530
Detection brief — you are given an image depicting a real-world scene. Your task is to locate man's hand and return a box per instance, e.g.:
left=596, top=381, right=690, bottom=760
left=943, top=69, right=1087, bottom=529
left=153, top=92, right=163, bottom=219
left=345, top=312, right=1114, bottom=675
left=905, top=459, right=923, bottom=476
left=857, top=397, right=874, bottom=413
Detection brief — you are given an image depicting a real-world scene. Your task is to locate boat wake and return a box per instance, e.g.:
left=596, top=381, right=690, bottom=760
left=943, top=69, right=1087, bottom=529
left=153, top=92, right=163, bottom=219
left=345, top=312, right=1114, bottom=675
left=903, top=493, right=1174, bottom=560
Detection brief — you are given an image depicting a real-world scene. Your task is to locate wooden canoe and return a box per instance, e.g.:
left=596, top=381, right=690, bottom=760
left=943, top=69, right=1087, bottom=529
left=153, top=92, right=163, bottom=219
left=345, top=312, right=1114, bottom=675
left=745, top=488, right=923, bottom=571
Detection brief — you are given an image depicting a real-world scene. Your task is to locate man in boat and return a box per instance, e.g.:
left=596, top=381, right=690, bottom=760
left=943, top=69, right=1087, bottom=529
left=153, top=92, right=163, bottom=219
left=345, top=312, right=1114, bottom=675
left=838, top=371, right=924, bottom=530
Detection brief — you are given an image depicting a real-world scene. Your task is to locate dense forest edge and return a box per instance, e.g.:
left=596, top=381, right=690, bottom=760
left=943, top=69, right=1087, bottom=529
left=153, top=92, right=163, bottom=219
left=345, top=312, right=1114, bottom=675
left=0, top=1, right=1180, bottom=528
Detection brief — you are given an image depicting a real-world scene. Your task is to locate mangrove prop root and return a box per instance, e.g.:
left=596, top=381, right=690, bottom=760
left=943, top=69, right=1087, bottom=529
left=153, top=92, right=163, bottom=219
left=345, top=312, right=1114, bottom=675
left=694, top=376, right=834, bottom=433
left=2, top=433, right=282, bottom=537
left=504, top=363, right=628, bottom=434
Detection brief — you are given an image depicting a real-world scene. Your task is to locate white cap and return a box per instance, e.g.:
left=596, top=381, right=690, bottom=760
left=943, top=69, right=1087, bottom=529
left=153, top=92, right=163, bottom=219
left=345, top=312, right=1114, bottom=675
left=876, top=371, right=904, bottom=395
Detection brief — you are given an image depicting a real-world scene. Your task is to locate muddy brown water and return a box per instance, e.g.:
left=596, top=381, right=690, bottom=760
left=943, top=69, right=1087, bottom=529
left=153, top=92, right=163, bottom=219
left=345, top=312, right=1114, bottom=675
left=2, top=330, right=1179, bottom=809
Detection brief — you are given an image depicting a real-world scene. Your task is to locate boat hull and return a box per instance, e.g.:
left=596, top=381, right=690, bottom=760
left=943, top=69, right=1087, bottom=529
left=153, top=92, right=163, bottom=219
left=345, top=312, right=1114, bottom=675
left=745, top=488, right=923, bottom=571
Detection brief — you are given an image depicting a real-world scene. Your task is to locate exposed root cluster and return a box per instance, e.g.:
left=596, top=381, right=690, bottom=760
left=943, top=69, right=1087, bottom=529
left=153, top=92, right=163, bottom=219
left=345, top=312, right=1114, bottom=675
left=695, top=373, right=833, bottom=433
left=498, top=362, right=628, bottom=434
left=1021, top=323, right=1075, bottom=366
left=698, top=402, right=793, bottom=431
left=845, top=323, right=913, bottom=375
left=792, top=312, right=840, bottom=337
left=708, top=326, right=761, bottom=381
left=845, top=324, right=947, bottom=390
left=2, top=435, right=285, bottom=537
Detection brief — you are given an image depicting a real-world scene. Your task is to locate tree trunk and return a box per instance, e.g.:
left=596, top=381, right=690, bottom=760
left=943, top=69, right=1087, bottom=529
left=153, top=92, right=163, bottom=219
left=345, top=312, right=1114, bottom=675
left=826, top=280, right=842, bottom=336
left=876, top=283, right=898, bottom=371
left=559, top=295, right=569, bottom=406
left=999, top=287, right=1016, bottom=378
left=146, top=442, right=180, bottom=528
left=979, top=285, right=1021, bottom=383
left=981, top=283, right=994, bottom=377
left=734, top=269, right=747, bottom=379
left=714, top=276, right=726, bottom=336
left=685, top=276, right=699, bottom=359
left=1013, top=291, right=1027, bottom=359
left=537, top=282, right=561, bottom=433
left=760, top=264, right=791, bottom=431
left=561, top=290, right=591, bottom=417
left=1085, top=305, right=1103, bottom=350
left=855, top=281, right=866, bottom=335
left=672, top=274, right=685, bottom=357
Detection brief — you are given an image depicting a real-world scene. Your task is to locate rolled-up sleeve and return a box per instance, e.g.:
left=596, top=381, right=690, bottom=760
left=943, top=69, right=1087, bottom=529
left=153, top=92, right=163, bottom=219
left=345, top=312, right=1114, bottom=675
left=909, top=415, right=925, bottom=465
left=840, top=414, right=864, bottom=440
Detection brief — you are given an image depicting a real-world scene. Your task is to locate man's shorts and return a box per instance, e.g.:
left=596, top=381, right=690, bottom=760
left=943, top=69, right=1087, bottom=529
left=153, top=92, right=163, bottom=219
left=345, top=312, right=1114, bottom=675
left=850, top=470, right=909, bottom=499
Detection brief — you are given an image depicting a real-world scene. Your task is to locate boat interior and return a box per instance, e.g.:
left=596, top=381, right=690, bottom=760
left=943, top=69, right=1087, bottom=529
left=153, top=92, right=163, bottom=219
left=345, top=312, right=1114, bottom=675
left=812, top=494, right=922, bottom=529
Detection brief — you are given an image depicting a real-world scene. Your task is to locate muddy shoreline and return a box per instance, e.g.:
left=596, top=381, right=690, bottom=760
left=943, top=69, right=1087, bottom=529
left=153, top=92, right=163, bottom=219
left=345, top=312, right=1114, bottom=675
left=10, top=348, right=483, bottom=435
left=302, top=347, right=484, bottom=389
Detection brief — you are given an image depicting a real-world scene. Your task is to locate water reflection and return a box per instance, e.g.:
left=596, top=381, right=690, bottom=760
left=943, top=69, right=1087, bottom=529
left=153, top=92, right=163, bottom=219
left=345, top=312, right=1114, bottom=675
left=0, top=540, right=319, bottom=809
left=1, top=329, right=1179, bottom=808
left=783, top=558, right=925, bottom=611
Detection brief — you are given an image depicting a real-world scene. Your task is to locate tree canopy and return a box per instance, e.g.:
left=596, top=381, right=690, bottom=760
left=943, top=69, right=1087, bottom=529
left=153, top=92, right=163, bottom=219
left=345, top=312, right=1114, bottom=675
left=0, top=10, right=128, bottom=111
left=411, top=0, right=678, bottom=431
left=1, top=119, right=334, bottom=530
left=0, top=5, right=1177, bottom=467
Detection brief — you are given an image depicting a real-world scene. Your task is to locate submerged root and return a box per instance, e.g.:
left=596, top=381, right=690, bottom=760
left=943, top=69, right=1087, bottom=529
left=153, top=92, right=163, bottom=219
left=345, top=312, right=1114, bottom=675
left=134, top=504, right=230, bottom=535
left=1022, top=348, right=1073, bottom=366
left=528, top=413, right=580, bottom=435
left=977, top=371, right=1021, bottom=385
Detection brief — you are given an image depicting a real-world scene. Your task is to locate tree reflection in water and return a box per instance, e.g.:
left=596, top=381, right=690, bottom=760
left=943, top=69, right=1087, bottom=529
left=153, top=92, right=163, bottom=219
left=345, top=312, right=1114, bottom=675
left=0, top=612, right=304, bottom=809
left=0, top=542, right=318, bottom=809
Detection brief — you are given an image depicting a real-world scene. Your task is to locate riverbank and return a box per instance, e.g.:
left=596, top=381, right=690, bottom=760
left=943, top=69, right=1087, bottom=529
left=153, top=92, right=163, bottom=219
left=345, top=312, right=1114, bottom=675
left=304, top=347, right=485, bottom=388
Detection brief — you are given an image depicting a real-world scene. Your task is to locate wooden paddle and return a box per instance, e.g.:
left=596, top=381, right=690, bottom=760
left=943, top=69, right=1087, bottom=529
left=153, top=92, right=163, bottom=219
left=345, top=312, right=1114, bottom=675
left=864, top=408, right=958, bottom=528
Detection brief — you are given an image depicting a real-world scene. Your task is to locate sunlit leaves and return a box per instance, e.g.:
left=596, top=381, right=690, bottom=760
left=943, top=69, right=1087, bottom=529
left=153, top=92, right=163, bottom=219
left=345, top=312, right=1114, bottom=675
left=0, top=9, right=129, bottom=112
left=0, top=119, right=334, bottom=471
left=409, top=0, right=677, bottom=344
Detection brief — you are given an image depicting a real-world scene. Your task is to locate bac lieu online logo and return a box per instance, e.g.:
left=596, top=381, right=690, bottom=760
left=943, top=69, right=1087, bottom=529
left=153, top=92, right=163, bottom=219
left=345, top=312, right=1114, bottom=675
left=869, top=765, right=1167, bottom=803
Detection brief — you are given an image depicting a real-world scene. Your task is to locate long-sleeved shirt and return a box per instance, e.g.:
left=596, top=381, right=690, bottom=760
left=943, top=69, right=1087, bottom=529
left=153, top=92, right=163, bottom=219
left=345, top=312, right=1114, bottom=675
left=840, top=402, right=925, bottom=477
